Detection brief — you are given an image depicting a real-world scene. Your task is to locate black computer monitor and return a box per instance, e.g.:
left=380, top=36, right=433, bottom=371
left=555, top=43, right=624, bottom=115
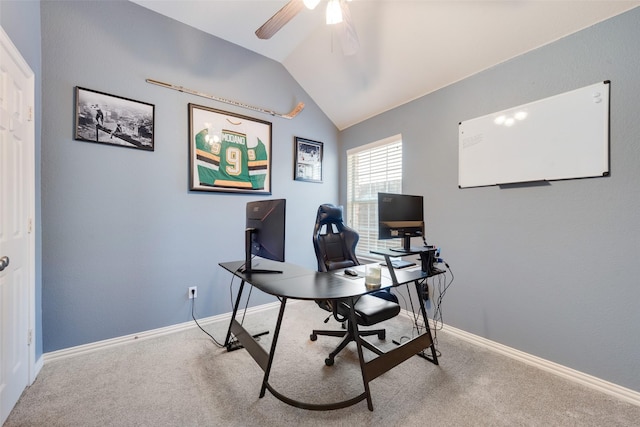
left=242, top=198, right=286, bottom=274
left=378, top=192, right=425, bottom=253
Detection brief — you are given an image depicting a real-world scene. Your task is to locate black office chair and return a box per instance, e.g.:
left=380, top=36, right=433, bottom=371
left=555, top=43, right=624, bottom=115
left=311, top=204, right=401, bottom=366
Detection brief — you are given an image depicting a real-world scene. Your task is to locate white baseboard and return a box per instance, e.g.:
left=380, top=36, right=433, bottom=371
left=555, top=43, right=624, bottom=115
left=30, top=355, right=44, bottom=385
left=43, top=301, right=281, bottom=363
left=43, top=302, right=639, bottom=407
left=398, top=309, right=640, bottom=407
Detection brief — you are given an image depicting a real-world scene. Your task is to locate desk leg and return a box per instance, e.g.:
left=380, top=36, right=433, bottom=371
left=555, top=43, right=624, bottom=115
left=225, top=279, right=246, bottom=347
left=259, top=297, right=287, bottom=399
left=382, top=254, right=398, bottom=285
left=348, top=297, right=374, bottom=411
left=415, top=280, right=439, bottom=365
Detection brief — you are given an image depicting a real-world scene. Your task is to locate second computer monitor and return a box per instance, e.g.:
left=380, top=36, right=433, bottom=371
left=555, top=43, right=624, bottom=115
left=378, top=192, right=424, bottom=253
left=243, top=198, right=286, bottom=274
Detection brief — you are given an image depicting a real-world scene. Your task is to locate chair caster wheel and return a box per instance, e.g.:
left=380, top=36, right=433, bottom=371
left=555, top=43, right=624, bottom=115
left=378, top=331, right=386, bottom=340
left=310, top=334, right=317, bottom=341
left=325, top=357, right=334, bottom=366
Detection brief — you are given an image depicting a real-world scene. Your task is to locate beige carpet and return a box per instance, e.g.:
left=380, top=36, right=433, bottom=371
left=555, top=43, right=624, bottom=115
left=5, top=301, right=640, bottom=426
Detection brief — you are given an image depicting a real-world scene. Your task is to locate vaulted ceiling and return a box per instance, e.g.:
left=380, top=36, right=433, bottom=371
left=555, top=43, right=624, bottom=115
left=132, top=1, right=639, bottom=130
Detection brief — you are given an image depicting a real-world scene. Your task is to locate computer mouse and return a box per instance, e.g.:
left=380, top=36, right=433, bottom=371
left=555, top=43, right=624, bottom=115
left=344, top=268, right=358, bottom=277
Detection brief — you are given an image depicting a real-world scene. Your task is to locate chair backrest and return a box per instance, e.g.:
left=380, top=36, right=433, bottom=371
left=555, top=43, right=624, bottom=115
left=312, top=204, right=360, bottom=272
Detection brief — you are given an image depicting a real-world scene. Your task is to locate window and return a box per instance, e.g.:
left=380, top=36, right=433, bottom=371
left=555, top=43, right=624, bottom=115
left=346, top=135, right=402, bottom=257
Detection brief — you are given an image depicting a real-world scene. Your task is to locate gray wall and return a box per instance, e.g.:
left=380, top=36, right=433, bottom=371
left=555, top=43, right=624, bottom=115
left=40, top=1, right=338, bottom=352
left=1, top=0, right=43, bottom=359
left=340, top=8, right=640, bottom=392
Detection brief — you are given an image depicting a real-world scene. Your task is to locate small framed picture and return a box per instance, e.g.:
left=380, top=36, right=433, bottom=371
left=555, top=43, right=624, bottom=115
left=74, top=87, right=154, bottom=151
left=294, top=137, right=323, bottom=183
left=189, top=103, right=273, bottom=194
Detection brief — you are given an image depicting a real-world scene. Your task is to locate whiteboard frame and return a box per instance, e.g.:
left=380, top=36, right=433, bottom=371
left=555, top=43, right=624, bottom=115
left=458, top=81, right=610, bottom=188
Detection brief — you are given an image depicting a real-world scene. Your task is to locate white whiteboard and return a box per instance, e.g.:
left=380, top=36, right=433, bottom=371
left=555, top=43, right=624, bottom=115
left=458, top=81, right=610, bottom=188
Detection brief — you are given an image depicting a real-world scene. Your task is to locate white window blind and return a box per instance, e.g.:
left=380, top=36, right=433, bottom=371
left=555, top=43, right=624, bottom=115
left=346, top=135, right=402, bottom=257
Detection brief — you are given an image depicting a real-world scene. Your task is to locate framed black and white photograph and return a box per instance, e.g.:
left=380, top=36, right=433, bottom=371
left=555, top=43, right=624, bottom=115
left=189, top=103, right=273, bottom=194
left=294, top=137, right=323, bottom=183
left=74, top=87, right=154, bottom=151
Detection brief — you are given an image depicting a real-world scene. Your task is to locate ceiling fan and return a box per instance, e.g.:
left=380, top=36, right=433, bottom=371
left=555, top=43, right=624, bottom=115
left=255, top=0, right=359, bottom=55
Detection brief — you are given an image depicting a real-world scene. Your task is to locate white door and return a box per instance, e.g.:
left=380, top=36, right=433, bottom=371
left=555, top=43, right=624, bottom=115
left=0, top=26, right=36, bottom=425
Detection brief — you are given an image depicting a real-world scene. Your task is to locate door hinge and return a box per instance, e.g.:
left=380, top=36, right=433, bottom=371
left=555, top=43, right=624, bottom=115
left=28, top=106, right=34, bottom=122
left=28, top=329, right=33, bottom=345
left=28, top=218, right=33, bottom=233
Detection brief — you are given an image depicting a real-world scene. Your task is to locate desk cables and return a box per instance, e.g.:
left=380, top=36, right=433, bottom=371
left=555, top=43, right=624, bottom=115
left=394, top=261, right=454, bottom=358
left=190, top=263, right=255, bottom=348
left=431, top=261, right=454, bottom=334
left=190, top=291, right=224, bottom=348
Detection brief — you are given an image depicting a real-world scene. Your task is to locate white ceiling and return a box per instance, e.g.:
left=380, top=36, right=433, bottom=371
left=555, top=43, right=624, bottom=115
left=132, top=1, right=639, bottom=130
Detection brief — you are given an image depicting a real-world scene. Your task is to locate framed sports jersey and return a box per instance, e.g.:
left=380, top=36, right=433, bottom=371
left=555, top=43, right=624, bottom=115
left=188, top=104, right=272, bottom=194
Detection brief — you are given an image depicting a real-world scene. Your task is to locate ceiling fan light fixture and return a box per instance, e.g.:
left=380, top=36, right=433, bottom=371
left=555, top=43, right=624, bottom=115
left=326, top=0, right=343, bottom=25
left=303, top=0, right=321, bottom=10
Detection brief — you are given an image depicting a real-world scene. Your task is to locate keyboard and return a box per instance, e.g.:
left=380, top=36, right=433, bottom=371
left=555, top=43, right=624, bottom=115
left=381, top=260, right=416, bottom=269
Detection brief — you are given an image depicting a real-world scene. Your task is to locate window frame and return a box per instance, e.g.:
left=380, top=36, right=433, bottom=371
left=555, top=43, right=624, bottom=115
left=346, top=134, right=403, bottom=258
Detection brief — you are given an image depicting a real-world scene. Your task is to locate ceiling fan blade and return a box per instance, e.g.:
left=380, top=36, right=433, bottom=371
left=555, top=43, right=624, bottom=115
left=337, top=0, right=359, bottom=55
left=255, top=0, right=305, bottom=39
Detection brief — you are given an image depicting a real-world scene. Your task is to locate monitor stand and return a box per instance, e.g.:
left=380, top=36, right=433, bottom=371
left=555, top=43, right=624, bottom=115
left=240, top=228, right=283, bottom=274
left=229, top=228, right=278, bottom=352
left=390, top=234, right=426, bottom=254
left=239, top=264, right=283, bottom=274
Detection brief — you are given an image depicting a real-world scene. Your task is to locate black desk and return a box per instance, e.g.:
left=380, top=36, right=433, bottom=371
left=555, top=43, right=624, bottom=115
left=220, top=258, right=438, bottom=411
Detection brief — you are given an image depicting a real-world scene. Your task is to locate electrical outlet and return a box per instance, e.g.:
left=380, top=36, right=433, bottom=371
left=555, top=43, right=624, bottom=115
left=188, top=286, right=197, bottom=299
